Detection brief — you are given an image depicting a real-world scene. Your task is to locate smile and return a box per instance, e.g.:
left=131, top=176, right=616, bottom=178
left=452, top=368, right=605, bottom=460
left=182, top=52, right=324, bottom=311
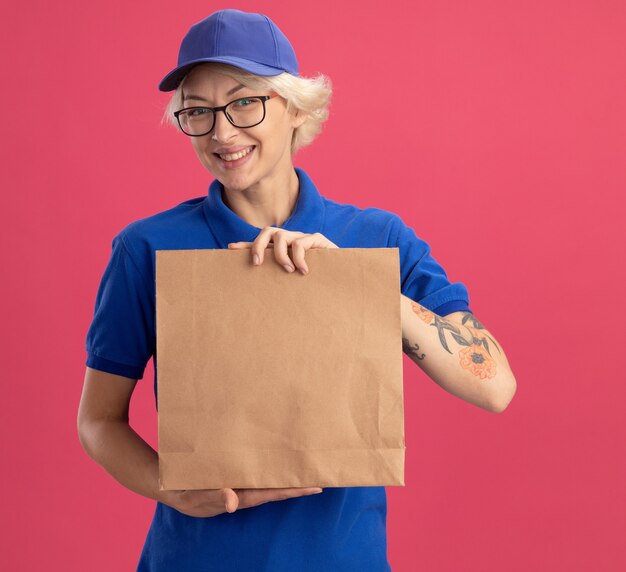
left=213, top=145, right=256, bottom=170
left=216, top=146, right=255, bottom=161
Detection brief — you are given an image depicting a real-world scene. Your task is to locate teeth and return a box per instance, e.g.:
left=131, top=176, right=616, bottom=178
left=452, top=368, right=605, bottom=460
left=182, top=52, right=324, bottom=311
left=219, top=146, right=253, bottom=161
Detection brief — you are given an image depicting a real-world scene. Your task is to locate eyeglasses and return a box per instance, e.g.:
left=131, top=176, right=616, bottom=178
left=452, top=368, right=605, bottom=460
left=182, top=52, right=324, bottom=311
left=173, top=94, right=279, bottom=137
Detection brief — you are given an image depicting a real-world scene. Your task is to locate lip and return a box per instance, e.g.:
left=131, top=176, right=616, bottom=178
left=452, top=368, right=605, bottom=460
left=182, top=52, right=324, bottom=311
left=213, top=145, right=256, bottom=169
left=213, top=145, right=255, bottom=154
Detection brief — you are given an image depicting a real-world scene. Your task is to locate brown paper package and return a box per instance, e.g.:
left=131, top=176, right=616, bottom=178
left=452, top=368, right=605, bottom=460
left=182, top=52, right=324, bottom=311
left=156, top=247, right=405, bottom=490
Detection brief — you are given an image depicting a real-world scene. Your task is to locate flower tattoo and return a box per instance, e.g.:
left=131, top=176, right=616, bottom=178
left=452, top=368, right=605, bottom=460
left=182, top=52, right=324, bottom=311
left=408, top=302, right=500, bottom=380
left=410, top=302, right=435, bottom=325
left=459, top=344, right=497, bottom=380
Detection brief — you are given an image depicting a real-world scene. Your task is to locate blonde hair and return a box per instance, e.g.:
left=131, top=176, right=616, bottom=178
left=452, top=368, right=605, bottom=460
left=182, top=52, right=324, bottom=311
left=161, top=62, right=332, bottom=155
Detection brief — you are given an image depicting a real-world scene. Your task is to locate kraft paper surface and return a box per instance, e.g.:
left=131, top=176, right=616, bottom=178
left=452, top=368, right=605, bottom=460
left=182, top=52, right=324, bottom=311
left=156, top=247, right=405, bottom=490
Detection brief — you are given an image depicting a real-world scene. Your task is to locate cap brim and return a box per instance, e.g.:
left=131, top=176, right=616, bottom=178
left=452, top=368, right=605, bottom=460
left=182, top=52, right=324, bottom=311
left=158, top=56, right=288, bottom=91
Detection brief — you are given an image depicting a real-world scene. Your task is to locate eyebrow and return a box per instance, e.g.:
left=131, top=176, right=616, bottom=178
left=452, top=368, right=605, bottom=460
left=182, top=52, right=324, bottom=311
left=183, top=84, right=246, bottom=103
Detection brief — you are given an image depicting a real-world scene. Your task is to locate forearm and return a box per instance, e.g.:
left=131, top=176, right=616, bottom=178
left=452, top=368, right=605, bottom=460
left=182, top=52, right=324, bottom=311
left=400, top=293, right=516, bottom=412
left=78, top=419, right=166, bottom=503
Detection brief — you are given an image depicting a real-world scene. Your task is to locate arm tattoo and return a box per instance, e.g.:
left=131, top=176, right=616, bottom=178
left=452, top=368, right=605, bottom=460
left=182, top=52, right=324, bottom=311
left=402, top=337, right=425, bottom=361
left=408, top=301, right=499, bottom=380
left=431, top=315, right=464, bottom=354
left=457, top=311, right=501, bottom=355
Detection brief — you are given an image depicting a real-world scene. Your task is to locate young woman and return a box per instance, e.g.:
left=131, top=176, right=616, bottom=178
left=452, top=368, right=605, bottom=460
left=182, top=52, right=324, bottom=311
left=78, top=9, right=516, bottom=571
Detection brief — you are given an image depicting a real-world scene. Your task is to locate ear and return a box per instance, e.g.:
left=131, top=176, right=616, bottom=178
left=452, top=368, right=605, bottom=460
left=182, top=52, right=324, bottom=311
left=291, top=109, right=307, bottom=129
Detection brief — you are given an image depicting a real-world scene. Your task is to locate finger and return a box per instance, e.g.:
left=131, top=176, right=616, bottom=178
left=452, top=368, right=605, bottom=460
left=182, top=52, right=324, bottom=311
left=228, top=242, right=274, bottom=249
left=290, top=239, right=309, bottom=274
left=252, top=227, right=281, bottom=265
left=222, top=488, right=240, bottom=513
left=272, top=232, right=296, bottom=272
left=238, top=487, right=323, bottom=509
left=302, top=233, right=339, bottom=249
left=289, top=233, right=336, bottom=274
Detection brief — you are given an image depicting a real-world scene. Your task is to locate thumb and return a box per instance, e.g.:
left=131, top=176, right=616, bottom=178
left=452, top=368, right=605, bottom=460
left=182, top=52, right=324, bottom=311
left=223, top=488, right=240, bottom=513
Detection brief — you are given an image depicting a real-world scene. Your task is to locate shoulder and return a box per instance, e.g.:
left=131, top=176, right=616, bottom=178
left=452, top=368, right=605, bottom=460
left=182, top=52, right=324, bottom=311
left=323, top=195, right=400, bottom=225
left=321, top=196, right=405, bottom=246
left=117, top=196, right=205, bottom=240
left=111, top=196, right=207, bottom=258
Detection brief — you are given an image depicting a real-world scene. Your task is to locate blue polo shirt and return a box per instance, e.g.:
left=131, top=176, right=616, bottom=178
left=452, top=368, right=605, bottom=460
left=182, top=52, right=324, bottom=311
left=85, top=167, right=472, bottom=571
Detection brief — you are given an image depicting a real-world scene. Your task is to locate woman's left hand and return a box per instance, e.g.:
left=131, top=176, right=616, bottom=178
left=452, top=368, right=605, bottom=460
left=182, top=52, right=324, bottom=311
left=228, top=227, right=339, bottom=275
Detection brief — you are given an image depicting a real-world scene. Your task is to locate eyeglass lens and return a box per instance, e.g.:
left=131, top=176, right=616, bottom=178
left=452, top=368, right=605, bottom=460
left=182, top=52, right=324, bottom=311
left=178, top=98, right=266, bottom=135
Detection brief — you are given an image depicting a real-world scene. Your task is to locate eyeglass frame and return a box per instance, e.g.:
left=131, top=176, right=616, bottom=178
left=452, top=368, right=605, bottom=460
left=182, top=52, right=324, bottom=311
left=173, top=93, right=280, bottom=137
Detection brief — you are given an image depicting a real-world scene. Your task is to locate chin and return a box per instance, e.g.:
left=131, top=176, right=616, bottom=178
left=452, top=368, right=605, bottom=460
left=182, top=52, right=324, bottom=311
left=217, top=170, right=255, bottom=192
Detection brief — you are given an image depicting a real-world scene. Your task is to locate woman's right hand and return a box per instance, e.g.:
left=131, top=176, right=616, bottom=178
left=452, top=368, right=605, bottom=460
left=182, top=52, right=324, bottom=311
left=159, top=487, right=324, bottom=518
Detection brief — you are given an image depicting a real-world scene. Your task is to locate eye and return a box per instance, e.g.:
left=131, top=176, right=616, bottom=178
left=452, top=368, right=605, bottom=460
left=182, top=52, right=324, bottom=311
left=187, top=107, right=209, bottom=117
left=233, top=98, right=256, bottom=107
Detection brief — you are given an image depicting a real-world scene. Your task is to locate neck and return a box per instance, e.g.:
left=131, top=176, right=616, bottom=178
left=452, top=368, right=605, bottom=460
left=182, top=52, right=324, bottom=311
left=221, top=166, right=300, bottom=229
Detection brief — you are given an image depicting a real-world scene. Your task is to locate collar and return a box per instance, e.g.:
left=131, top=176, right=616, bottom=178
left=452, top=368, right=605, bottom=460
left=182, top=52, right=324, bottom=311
left=202, top=167, right=325, bottom=248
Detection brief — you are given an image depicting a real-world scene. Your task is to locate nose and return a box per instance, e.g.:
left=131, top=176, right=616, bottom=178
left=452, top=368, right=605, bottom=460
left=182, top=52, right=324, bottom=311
left=211, top=109, right=239, bottom=143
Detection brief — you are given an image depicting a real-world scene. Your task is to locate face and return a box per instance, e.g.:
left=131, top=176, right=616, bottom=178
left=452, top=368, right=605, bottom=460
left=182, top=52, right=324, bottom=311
left=180, top=65, right=305, bottom=192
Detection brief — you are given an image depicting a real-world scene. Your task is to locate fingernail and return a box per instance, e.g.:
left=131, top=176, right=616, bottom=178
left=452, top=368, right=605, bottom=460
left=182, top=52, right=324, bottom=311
left=299, top=267, right=308, bottom=275
left=283, top=264, right=295, bottom=272
left=253, top=254, right=260, bottom=265
left=312, top=489, right=323, bottom=494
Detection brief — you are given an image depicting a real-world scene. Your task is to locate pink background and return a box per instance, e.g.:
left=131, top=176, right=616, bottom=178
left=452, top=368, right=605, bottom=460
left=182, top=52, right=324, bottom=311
left=2, top=0, right=624, bottom=570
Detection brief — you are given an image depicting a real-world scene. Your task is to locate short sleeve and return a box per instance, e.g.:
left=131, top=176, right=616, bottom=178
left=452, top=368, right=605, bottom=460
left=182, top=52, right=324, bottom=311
left=392, top=214, right=473, bottom=316
left=85, top=232, right=155, bottom=380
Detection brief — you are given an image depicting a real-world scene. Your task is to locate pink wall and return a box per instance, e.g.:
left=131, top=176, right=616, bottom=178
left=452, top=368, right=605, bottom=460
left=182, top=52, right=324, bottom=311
left=2, top=1, right=624, bottom=570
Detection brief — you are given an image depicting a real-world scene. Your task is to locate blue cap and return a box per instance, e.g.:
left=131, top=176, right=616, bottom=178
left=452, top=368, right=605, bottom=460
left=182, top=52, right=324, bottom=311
left=158, top=9, right=299, bottom=92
